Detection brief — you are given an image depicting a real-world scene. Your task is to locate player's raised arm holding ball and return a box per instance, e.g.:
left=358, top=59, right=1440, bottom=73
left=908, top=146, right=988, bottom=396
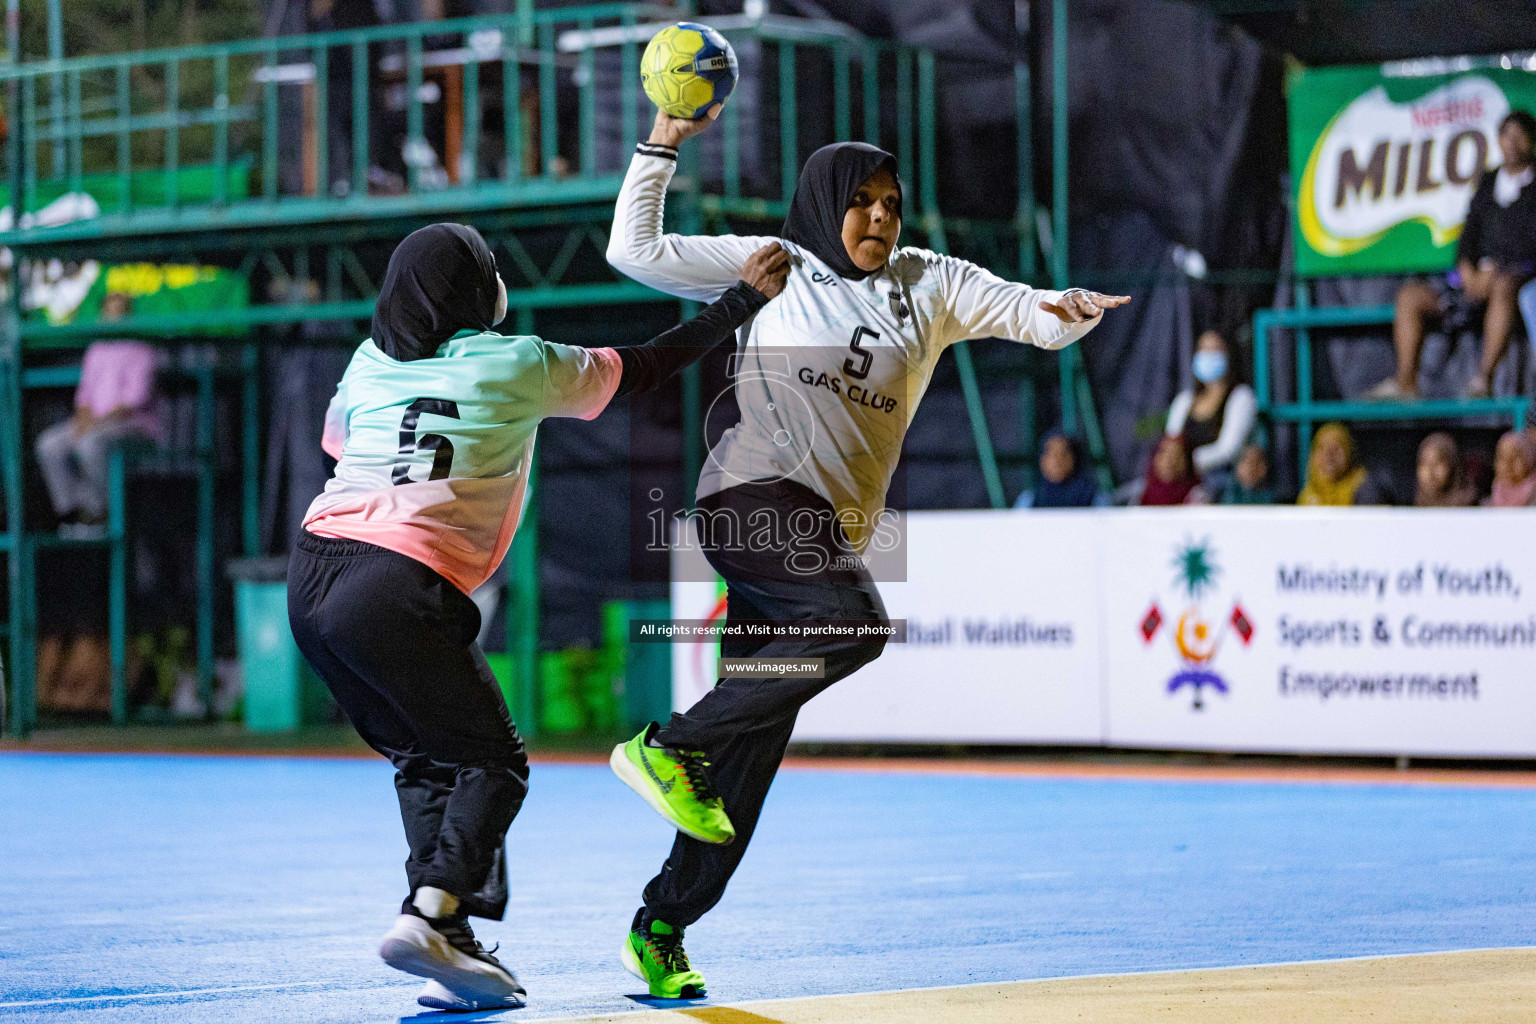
left=607, top=26, right=1129, bottom=1002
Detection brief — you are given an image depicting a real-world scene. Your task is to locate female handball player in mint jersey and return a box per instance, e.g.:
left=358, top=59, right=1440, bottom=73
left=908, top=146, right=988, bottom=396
left=605, top=109, right=1129, bottom=999
left=288, top=223, right=788, bottom=1013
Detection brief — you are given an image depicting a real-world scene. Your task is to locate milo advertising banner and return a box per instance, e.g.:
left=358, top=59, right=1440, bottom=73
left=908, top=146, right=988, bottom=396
left=3, top=163, right=251, bottom=327
left=1289, top=58, right=1536, bottom=276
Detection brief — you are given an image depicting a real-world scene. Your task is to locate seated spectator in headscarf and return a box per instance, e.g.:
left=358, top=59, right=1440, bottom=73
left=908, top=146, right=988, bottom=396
left=1219, top=442, right=1274, bottom=505
left=1484, top=429, right=1536, bottom=507
left=1164, top=330, right=1256, bottom=487
left=1414, top=432, right=1478, bottom=507
left=1140, top=435, right=1205, bottom=506
left=1014, top=430, right=1108, bottom=508
left=1297, top=422, right=1378, bottom=506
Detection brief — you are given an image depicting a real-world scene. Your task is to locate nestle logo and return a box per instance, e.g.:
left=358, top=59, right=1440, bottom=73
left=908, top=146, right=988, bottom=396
left=1410, top=96, right=1484, bottom=130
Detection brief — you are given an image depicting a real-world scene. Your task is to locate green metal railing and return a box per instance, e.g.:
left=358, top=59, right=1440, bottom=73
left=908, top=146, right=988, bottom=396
left=1252, top=301, right=1530, bottom=482
left=0, top=7, right=667, bottom=243
left=0, top=5, right=1054, bottom=501
left=0, top=8, right=960, bottom=252
left=0, top=5, right=1100, bottom=736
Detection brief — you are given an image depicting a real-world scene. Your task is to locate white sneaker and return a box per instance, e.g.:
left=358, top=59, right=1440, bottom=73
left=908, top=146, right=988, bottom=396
left=378, top=914, right=526, bottom=1007
left=416, top=977, right=526, bottom=1011
left=1364, top=377, right=1413, bottom=401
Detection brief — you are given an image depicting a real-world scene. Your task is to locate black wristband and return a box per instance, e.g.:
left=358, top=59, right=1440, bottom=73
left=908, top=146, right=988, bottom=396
left=636, top=142, right=678, bottom=162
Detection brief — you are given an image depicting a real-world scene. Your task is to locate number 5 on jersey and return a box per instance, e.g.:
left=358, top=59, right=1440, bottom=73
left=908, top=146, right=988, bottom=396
left=844, top=325, right=877, bottom=380
left=393, top=397, right=461, bottom=485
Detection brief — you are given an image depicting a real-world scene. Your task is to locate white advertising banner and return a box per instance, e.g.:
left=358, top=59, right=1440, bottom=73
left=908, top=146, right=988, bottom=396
left=668, top=511, right=1105, bottom=744
left=1103, top=508, right=1536, bottom=757
left=670, top=508, right=1536, bottom=757
left=791, top=511, right=1104, bottom=744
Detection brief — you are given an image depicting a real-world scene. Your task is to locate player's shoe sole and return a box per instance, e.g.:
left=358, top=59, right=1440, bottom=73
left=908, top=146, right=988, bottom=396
left=609, top=738, right=734, bottom=845
left=379, top=915, right=525, bottom=1007
left=416, top=978, right=526, bottom=1011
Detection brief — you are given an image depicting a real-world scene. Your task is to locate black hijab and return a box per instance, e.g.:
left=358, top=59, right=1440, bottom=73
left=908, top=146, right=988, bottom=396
left=1033, top=431, right=1101, bottom=509
left=372, top=223, right=501, bottom=361
left=780, top=141, right=901, bottom=281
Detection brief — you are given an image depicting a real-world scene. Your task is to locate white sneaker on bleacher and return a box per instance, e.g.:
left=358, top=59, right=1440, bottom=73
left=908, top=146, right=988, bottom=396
left=1364, top=378, right=1414, bottom=401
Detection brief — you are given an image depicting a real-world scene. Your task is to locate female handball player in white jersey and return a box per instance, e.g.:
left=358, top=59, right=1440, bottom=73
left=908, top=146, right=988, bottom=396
left=605, top=108, right=1128, bottom=998
left=288, top=223, right=788, bottom=1012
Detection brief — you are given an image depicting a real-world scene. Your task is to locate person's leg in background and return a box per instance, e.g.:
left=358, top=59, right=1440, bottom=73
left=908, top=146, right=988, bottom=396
left=1519, top=278, right=1536, bottom=391
left=1471, top=272, right=1524, bottom=397
left=1382, top=278, right=1441, bottom=398
left=34, top=418, right=83, bottom=521
left=71, top=418, right=151, bottom=523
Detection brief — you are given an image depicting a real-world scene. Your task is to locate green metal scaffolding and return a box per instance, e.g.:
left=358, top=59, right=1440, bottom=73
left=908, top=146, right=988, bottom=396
left=0, top=4, right=1097, bottom=737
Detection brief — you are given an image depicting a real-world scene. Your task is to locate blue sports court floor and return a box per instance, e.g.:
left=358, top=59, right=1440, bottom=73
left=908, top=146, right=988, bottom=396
left=2, top=752, right=1534, bottom=1023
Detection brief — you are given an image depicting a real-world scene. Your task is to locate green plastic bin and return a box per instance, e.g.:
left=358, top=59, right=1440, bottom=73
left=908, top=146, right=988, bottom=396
left=604, top=599, right=672, bottom=730
left=229, top=557, right=328, bottom=732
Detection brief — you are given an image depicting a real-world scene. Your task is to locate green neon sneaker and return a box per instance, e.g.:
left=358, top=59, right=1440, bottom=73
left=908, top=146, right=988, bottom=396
left=610, top=723, right=735, bottom=845
left=621, top=909, right=706, bottom=999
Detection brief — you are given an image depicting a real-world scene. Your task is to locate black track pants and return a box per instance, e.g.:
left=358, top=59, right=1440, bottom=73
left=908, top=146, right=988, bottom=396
left=644, top=481, right=889, bottom=926
left=288, top=531, right=528, bottom=921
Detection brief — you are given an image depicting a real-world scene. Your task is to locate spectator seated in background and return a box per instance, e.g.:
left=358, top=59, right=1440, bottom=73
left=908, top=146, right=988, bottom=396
left=1164, top=329, right=1255, bottom=488
left=1014, top=430, right=1108, bottom=508
left=1414, top=432, right=1478, bottom=507
left=1523, top=277, right=1536, bottom=361
left=1140, top=434, right=1206, bottom=506
left=1297, top=421, right=1384, bottom=506
left=34, top=293, right=161, bottom=536
left=1219, top=441, right=1275, bottom=504
left=1369, top=110, right=1536, bottom=400
left=1484, top=429, right=1536, bottom=507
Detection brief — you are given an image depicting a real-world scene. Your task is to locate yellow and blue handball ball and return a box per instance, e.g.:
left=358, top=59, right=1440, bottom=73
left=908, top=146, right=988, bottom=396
left=641, top=22, right=739, bottom=120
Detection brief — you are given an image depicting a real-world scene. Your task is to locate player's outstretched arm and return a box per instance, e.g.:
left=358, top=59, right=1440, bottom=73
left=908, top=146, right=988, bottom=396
left=934, top=252, right=1130, bottom=351
left=607, top=107, right=778, bottom=304
left=537, top=245, right=788, bottom=422
left=613, top=242, right=790, bottom=397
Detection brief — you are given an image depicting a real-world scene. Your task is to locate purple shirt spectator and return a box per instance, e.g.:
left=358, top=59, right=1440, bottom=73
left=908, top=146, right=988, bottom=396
left=75, top=340, right=163, bottom=438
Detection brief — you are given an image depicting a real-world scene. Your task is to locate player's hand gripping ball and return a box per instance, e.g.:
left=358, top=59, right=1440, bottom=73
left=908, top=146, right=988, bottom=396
left=641, top=22, right=739, bottom=120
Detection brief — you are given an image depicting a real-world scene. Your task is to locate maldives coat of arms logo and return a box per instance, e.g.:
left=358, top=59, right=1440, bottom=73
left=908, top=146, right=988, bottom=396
left=1139, top=538, right=1254, bottom=711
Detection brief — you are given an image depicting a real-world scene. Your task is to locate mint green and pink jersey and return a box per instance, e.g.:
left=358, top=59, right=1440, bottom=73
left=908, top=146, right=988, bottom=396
left=304, top=331, right=621, bottom=594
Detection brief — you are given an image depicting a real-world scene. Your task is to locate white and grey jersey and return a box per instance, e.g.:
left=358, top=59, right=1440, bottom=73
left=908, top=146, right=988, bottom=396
left=607, top=148, right=1102, bottom=549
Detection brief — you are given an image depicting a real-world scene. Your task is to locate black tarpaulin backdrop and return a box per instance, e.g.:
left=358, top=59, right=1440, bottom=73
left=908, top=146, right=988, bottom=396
left=1034, top=0, right=1275, bottom=482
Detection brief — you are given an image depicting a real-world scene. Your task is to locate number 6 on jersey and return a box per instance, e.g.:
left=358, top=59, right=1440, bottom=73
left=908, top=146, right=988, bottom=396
left=392, top=397, right=461, bottom=485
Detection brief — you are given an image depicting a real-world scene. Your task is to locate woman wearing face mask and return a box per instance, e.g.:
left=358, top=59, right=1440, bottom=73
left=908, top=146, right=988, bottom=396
left=1163, top=330, right=1256, bottom=491
left=287, top=223, right=788, bottom=1013
left=605, top=108, right=1129, bottom=998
